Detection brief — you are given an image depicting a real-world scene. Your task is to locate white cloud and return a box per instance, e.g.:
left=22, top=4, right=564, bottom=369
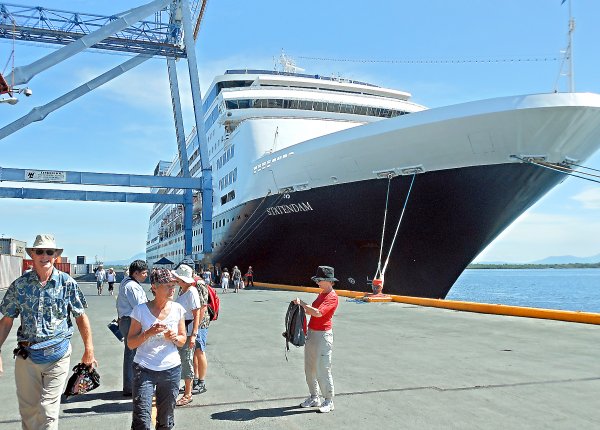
left=572, top=188, right=600, bottom=209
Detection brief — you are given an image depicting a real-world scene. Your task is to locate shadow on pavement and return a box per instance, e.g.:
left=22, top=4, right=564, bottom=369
left=211, top=405, right=315, bottom=421
left=63, top=390, right=127, bottom=403
left=62, top=402, right=132, bottom=415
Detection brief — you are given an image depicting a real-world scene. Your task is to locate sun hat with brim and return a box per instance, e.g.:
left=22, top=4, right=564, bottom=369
left=150, top=268, right=174, bottom=285
left=311, top=265, right=338, bottom=283
left=25, top=234, right=63, bottom=258
left=171, top=264, right=195, bottom=284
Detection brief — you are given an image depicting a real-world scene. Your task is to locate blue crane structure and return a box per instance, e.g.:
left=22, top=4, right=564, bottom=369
left=0, top=0, right=213, bottom=264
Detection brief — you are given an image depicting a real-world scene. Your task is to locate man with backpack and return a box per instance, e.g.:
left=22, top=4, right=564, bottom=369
left=173, top=259, right=214, bottom=395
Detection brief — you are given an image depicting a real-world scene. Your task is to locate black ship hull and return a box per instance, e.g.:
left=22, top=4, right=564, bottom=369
left=211, top=163, right=563, bottom=299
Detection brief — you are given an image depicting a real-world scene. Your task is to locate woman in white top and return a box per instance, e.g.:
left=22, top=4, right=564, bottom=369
left=221, top=267, right=230, bottom=293
left=106, top=268, right=117, bottom=295
left=128, top=268, right=186, bottom=430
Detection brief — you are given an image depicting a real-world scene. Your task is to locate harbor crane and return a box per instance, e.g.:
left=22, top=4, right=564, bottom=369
left=0, top=0, right=213, bottom=263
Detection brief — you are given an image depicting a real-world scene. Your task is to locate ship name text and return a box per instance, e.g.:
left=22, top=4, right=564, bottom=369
left=266, top=202, right=313, bottom=216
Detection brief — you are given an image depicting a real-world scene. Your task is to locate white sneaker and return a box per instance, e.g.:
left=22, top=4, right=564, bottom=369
left=300, top=396, right=321, bottom=408
left=318, top=399, right=334, bottom=413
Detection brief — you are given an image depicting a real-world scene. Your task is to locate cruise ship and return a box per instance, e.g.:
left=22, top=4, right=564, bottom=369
left=146, top=67, right=600, bottom=298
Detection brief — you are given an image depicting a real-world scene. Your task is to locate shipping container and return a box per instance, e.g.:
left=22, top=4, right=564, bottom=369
left=0, top=238, right=27, bottom=258
left=22, top=260, right=71, bottom=274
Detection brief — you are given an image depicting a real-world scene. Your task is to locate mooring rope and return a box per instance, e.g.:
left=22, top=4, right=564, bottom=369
left=511, top=155, right=600, bottom=185
left=380, top=173, right=417, bottom=279
left=374, top=174, right=393, bottom=281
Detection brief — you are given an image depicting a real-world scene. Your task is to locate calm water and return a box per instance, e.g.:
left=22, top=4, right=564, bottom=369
left=446, top=268, right=600, bottom=313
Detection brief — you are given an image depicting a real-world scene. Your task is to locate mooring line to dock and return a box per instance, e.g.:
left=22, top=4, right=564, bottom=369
left=254, top=282, right=600, bottom=325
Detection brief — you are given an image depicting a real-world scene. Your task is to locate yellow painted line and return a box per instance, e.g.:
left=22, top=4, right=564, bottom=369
left=255, top=282, right=600, bottom=325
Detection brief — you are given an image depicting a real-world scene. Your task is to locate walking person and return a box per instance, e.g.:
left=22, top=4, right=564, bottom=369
left=202, top=267, right=212, bottom=286
left=0, top=234, right=98, bottom=430
left=192, top=275, right=210, bottom=396
left=116, top=259, right=148, bottom=397
left=128, top=269, right=186, bottom=430
left=221, top=268, right=230, bottom=293
left=295, top=266, right=339, bottom=413
left=171, top=262, right=201, bottom=407
left=107, top=268, right=117, bottom=296
left=232, top=266, right=242, bottom=293
left=245, top=266, right=254, bottom=288
left=95, top=264, right=106, bottom=295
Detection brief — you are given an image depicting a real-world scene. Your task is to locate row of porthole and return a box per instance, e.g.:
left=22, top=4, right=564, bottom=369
left=254, top=152, right=294, bottom=173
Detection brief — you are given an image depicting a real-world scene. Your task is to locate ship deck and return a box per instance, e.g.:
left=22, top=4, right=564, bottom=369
left=1, top=282, right=599, bottom=429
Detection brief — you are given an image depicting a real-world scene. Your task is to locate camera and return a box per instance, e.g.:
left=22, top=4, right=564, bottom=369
left=24, top=88, right=32, bottom=97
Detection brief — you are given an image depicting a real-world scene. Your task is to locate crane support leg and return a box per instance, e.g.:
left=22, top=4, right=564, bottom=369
left=180, top=0, right=213, bottom=255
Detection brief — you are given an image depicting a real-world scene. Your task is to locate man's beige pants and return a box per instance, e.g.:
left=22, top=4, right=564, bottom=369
left=15, top=344, right=71, bottom=430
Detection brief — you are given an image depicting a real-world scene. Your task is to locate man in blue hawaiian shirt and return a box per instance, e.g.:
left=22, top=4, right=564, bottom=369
left=0, top=233, right=97, bottom=430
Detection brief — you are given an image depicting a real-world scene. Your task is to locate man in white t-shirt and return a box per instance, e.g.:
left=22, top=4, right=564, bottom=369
left=172, top=263, right=201, bottom=406
left=95, top=265, right=106, bottom=295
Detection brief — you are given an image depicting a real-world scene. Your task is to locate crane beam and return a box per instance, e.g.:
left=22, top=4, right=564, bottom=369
left=5, top=0, right=176, bottom=85
left=0, top=1, right=185, bottom=58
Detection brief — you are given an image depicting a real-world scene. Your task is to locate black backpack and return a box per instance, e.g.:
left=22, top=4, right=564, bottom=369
left=283, top=301, right=306, bottom=360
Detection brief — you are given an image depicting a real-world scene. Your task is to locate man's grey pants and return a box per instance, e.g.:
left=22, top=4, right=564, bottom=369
left=15, top=344, right=72, bottom=430
left=304, top=328, right=334, bottom=400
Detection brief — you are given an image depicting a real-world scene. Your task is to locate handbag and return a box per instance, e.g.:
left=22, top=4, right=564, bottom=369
left=26, top=337, right=70, bottom=364
left=107, top=319, right=124, bottom=342
left=63, top=363, right=101, bottom=399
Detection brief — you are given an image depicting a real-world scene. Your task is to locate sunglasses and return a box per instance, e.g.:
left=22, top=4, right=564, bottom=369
left=34, top=249, right=55, bottom=256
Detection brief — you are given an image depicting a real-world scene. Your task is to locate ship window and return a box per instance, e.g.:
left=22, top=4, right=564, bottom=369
left=224, top=97, right=409, bottom=119
left=220, top=190, right=236, bottom=205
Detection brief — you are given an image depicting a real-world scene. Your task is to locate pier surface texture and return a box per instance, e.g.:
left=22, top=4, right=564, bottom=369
left=1, top=282, right=599, bottom=429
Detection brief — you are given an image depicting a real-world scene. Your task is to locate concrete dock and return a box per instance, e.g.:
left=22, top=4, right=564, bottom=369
left=1, top=282, right=599, bottom=429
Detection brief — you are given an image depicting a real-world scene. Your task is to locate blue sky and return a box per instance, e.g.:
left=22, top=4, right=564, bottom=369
left=1, top=0, right=599, bottom=263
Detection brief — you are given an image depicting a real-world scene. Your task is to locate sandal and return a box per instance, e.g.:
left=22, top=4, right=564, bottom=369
left=176, top=394, right=193, bottom=407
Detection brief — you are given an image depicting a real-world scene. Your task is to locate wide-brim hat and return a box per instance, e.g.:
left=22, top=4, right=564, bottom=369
left=311, top=265, right=338, bottom=283
left=171, top=264, right=195, bottom=284
left=25, top=234, right=63, bottom=258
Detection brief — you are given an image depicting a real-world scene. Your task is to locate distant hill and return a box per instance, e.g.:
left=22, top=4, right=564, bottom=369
left=531, top=253, right=600, bottom=265
left=104, top=252, right=146, bottom=266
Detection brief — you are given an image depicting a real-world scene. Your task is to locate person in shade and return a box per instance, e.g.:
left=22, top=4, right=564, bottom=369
left=128, top=269, right=186, bottom=430
left=295, top=266, right=339, bottom=413
left=245, top=266, right=254, bottom=288
left=116, top=259, right=148, bottom=397
left=0, top=234, right=97, bottom=430
left=172, top=263, right=201, bottom=407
